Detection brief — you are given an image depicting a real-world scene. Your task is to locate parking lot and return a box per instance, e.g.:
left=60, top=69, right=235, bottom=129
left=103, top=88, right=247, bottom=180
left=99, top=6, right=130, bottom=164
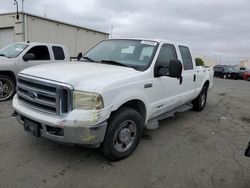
left=0, top=78, right=250, bottom=188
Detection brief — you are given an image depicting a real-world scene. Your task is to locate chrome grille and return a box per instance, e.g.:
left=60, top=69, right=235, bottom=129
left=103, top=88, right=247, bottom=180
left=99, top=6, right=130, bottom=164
left=17, top=74, right=73, bottom=116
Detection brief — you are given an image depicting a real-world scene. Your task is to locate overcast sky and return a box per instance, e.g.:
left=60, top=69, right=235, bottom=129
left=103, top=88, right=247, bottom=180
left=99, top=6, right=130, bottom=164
left=1, top=0, right=249, bottom=64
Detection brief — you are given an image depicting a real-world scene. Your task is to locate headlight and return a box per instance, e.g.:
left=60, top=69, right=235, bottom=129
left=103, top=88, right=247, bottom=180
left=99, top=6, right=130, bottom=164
left=73, top=91, right=104, bottom=110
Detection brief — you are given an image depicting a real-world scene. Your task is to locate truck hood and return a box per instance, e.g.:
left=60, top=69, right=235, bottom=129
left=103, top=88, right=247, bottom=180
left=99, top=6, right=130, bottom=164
left=20, top=61, right=139, bottom=92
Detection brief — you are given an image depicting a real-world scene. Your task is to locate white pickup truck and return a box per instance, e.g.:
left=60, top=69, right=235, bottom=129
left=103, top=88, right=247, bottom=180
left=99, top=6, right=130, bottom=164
left=0, top=42, right=69, bottom=101
left=13, top=39, right=213, bottom=161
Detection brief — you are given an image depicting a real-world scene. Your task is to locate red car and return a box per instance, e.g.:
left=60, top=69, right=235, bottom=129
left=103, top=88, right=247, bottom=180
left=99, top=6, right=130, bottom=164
left=243, top=70, right=250, bottom=81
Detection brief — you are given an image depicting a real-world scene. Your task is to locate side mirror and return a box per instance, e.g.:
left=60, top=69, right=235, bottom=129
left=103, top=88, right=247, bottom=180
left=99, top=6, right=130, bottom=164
left=155, top=59, right=183, bottom=78
left=23, top=53, right=36, bottom=61
left=169, top=60, right=183, bottom=78
left=77, top=52, right=82, bottom=61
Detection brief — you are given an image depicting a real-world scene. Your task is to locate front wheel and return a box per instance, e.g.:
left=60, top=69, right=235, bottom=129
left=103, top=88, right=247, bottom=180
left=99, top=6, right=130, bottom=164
left=192, top=86, right=208, bottom=111
left=101, top=107, right=143, bottom=161
left=0, top=75, right=15, bottom=102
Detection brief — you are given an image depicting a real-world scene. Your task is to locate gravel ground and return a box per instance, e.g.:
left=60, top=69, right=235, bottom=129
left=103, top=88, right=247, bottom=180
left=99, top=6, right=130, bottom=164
left=0, top=78, right=250, bottom=188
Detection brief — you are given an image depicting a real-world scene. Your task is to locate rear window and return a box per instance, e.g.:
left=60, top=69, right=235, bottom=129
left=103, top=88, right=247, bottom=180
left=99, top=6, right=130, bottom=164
left=179, top=46, right=193, bottom=70
left=52, top=46, right=65, bottom=60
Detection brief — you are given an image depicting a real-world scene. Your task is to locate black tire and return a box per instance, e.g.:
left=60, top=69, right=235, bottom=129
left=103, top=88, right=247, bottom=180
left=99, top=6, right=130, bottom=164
left=102, top=107, right=143, bottom=161
left=192, top=86, right=208, bottom=111
left=0, top=75, right=15, bottom=102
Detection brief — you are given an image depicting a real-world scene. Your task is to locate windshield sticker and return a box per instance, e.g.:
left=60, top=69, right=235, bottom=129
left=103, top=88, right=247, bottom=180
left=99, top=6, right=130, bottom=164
left=141, top=41, right=157, bottom=46
left=15, top=48, right=23, bottom=52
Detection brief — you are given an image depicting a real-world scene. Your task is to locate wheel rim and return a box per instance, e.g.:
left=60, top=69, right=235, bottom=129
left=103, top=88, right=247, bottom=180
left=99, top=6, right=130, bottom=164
left=113, top=120, right=137, bottom=152
left=0, top=78, right=14, bottom=101
left=200, top=90, right=206, bottom=108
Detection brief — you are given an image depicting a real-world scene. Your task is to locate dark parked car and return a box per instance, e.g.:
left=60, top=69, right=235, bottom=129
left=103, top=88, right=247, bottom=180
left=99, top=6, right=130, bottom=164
left=213, top=65, right=240, bottom=79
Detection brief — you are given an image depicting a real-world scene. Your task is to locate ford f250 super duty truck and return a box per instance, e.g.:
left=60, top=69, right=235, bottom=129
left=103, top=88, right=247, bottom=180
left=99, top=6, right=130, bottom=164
left=13, top=39, right=214, bottom=161
left=0, top=42, right=69, bottom=101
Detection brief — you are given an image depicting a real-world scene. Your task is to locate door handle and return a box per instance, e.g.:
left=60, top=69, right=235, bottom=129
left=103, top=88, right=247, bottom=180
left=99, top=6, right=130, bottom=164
left=193, top=74, right=196, bottom=82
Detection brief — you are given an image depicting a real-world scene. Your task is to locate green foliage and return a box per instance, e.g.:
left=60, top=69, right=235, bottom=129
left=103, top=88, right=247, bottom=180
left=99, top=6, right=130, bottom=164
left=195, top=57, right=205, bottom=66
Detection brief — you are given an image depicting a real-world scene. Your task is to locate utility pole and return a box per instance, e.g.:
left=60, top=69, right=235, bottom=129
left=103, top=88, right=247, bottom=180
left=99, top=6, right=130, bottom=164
left=13, top=0, right=19, bottom=19
left=110, top=25, right=113, bottom=39
left=22, top=0, right=25, bottom=41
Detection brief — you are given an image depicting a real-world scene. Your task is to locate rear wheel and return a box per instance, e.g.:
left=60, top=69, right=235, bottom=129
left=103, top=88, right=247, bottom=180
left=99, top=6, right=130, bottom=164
left=0, top=75, right=15, bottom=101
left=102, top=107, right=143, bottom=161
left=192, top=86, right=208, bottom=111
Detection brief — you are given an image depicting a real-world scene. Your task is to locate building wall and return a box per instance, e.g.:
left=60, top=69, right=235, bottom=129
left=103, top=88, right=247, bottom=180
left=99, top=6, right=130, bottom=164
left=197, top=55, right=217, bottom=67
left=25, top=15, right=108, bottom=56
left=0, top=13, right=24, bottom=48
left=0, top=13, right=109, bottom=56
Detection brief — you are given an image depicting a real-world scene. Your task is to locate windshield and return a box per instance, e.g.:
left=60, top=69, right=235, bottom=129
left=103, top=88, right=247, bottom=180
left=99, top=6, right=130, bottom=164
left=225, top=67, right=235, bottom=72
left=83, top=39, right=159, bottom=70
left=0, top=43, right=29, bottom=58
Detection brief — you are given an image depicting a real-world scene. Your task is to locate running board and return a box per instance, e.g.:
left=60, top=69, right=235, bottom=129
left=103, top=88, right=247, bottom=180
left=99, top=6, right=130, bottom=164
left=145, top=103, right=193, bottom=130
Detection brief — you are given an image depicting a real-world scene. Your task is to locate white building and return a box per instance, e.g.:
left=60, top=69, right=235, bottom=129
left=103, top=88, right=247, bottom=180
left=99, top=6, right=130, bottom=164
left=0, top=12, right=109, bottom=56
left=239, top=59, right=250, bottom=69
left=196, top=55, right=217, bottom=67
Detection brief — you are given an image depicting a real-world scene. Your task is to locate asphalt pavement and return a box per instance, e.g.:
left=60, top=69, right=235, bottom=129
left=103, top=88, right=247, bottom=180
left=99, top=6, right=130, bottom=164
left=0, top=78, right=250, bottom=188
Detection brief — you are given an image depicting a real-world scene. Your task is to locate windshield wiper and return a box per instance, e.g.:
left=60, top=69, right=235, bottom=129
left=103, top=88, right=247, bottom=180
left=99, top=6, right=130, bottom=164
left=100, top=60, right=130, bottom=68
left=82, top=56, right=94, bottom=62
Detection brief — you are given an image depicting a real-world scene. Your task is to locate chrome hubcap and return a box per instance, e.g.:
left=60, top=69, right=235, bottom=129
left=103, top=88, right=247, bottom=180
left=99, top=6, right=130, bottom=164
left=201, top=91, right=206, bottom=107
left=0, top=79, right=13, bottom=100
left=113, top=120, right=137, bottom=152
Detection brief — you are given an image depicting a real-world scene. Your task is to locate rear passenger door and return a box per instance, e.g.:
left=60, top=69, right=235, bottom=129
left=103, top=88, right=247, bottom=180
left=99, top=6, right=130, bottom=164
left=178, top=46, right=196, bottom=103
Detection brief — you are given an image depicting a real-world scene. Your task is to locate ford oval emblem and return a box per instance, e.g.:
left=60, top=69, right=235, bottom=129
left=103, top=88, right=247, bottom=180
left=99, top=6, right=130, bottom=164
left=28, top=91, right=38, bottom=99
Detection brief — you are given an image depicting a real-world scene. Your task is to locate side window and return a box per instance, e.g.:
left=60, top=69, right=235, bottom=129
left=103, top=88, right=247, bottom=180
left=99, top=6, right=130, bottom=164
left=179, top=46, right=193, bottom=70
left=52, top=46, right=65, bottom=60
left=26, top=46, right=50, bottom=61
left=156, top=44, right=178, bottom=66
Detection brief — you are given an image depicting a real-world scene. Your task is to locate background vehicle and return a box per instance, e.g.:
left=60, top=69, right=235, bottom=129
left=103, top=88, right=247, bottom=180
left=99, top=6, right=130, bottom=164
left=13, top=39, right=213, bottom=160
left=239, top=67, right=247, bottom=79
left=0, top=42, right=69, bottom=101
left=213, top=65, right=239, bottom=79
left=243, top=70, right=250, bottom=81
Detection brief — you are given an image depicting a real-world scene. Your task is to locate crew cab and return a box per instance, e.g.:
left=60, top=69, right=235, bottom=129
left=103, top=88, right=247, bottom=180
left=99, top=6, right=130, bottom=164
left=0, top=42, right=69, bottom=101
left=13, top=39, right=214, bottom=160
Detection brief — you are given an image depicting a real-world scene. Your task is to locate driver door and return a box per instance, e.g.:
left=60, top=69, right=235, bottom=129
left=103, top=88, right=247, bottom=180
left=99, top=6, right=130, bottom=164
left=18, top=45, right=52, bottom=72
left=148, top=44, right=182, bottom=119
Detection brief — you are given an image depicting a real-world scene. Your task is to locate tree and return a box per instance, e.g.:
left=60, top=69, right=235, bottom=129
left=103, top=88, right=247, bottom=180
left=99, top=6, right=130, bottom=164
left=195, top=57, right=205, bottom=66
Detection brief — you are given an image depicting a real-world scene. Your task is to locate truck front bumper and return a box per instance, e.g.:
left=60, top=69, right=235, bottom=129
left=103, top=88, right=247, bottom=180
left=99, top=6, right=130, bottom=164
left=13, top=95, right=108, bottom=147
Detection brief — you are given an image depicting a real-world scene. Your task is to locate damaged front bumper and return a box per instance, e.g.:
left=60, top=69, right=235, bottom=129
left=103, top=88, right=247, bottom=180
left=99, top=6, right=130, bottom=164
left=13, top=95, right=110, bottom=147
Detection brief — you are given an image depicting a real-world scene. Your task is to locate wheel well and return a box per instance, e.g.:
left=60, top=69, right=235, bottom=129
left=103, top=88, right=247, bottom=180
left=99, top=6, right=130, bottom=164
left=204, top=80, right=209, bottom=88
left=114, top=100, right=147, bottom=124
left=0, top=71, right=16, bottom=83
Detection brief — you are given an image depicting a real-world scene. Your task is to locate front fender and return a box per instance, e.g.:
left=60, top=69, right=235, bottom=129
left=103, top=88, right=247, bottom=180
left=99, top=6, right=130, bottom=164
left=103, top=88, right=150, bottom=122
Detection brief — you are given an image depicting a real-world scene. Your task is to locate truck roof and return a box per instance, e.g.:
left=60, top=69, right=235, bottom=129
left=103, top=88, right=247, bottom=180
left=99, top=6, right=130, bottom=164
left=109, top=38, right=187, bottom=46
left=14, top=41, right=65, bottom=47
